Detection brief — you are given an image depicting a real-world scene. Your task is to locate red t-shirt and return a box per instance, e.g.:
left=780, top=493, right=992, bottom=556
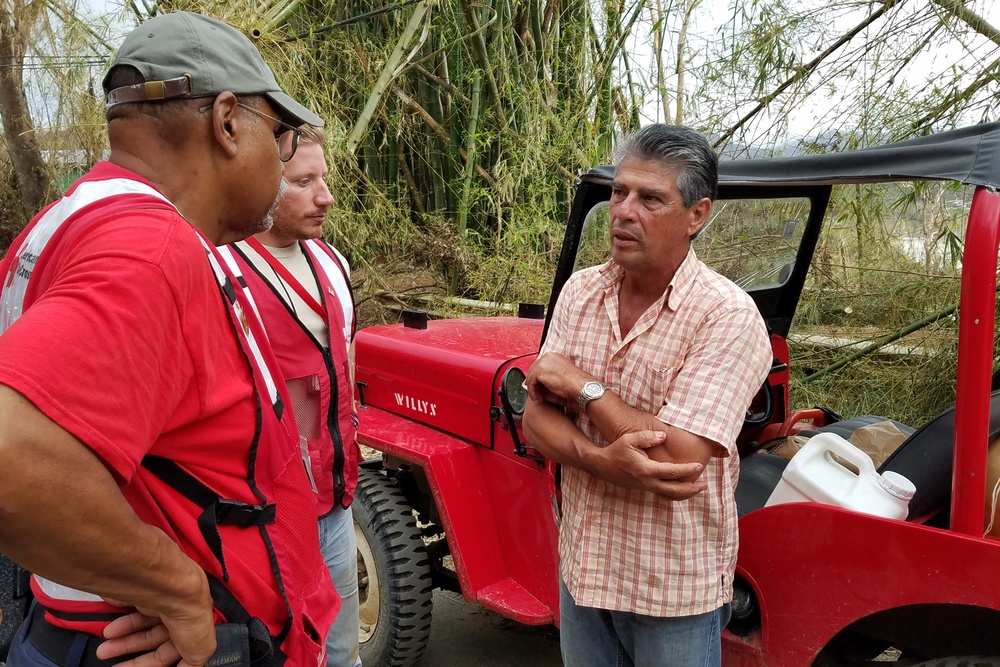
left=0, top=163, right=292, bottom=635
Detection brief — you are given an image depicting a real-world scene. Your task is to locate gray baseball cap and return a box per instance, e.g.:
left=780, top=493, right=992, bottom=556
left=103, top=11, right=322, bottom=128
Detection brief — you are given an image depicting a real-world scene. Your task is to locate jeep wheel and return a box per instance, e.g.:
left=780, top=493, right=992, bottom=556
left=353, top=469, right=433, bottom=666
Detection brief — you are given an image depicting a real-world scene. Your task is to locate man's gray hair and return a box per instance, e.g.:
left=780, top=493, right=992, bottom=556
left=615, top=124, right=718, bottom=207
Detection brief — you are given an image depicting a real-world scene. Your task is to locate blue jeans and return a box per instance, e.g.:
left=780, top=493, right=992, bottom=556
left=559, top=577, right=730, bottom=667
left=7, top=602, right=93, bottom=667
left=319, top=505, right=362, bottom=667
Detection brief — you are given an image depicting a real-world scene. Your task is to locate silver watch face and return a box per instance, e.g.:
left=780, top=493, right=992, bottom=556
left=582, top=381, right=606, bottom=401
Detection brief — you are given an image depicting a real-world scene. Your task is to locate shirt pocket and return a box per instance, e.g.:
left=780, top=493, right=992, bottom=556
left=623, top=357, right=679, bottom=416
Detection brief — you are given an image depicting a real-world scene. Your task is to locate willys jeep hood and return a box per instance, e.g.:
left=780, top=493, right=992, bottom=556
left=354, top=317, right=543, bottom=446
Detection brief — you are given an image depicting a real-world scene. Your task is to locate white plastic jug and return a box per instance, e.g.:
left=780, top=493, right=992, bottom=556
left=764, top=431, right=916, bottom=520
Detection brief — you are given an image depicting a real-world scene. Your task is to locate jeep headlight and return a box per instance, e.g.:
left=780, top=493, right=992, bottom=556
left=500, top=367, right=528, bottom=416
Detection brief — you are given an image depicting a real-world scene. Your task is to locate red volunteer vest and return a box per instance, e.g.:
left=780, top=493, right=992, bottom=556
left=231, top=240, right=360, bottom=514
left=0, top=166, right=338, bottom=665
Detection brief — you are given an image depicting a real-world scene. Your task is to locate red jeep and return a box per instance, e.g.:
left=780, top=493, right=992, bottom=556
left=351, top=123, right=1000, bottom=666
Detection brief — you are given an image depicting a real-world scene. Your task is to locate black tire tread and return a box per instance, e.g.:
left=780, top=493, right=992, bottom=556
left=354, top=469, right=433, bottom=667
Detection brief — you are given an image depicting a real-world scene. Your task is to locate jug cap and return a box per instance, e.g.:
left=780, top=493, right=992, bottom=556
left=879, top=471, right=916, bottom=500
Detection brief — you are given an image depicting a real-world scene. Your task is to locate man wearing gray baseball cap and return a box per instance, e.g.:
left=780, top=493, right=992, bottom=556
left=0, top=11, right=337, bottom=667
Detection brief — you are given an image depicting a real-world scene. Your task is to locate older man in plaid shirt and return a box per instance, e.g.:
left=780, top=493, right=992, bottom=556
left=522, top=124, right=772, bottom=666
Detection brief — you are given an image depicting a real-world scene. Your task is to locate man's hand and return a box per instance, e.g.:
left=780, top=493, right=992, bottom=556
left=525, top=353, right=592, bottom=406
left=97, top=575, right=216, bottom=667
left=593, top=430, right=707, bottom=500
left=0, top=384, right=220, bottom=667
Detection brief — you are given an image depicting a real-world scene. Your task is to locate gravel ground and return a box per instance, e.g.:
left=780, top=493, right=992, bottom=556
left=420, top=590, right=562, bottom=666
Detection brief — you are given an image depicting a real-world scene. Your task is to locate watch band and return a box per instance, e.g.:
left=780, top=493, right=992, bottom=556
left=578, top=381, right=607, bottom=409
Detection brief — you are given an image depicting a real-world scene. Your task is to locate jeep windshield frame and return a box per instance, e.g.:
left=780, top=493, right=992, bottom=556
left=546, top=121, right=1000, bottom=342
left=543, top=121, right=1000, bottom=537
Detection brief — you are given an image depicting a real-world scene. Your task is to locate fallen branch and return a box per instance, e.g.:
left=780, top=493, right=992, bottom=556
left=801, top=303, right=958, bottom=384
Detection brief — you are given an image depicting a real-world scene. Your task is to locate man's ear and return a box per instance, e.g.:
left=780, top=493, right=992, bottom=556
left=687, top=197, right=712, bottom=237
left=208, top=92, right=240, bottom=159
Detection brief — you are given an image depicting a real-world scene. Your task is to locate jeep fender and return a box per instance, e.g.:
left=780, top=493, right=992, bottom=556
left=358, top=404, right=559, bottom=625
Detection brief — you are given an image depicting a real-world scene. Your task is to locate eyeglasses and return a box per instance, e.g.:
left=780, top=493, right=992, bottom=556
left=236, top=103, right=301, bottom=162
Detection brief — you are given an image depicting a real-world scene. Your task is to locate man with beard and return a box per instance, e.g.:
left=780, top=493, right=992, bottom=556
left=522, top=124, right=772, bottom=666
left=0, top=12, right=337, bottom=666
left=230, top=124, right=361, bottom=667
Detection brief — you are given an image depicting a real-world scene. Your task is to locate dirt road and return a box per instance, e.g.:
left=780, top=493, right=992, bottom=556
left=419, top=590, right=562, bottom=666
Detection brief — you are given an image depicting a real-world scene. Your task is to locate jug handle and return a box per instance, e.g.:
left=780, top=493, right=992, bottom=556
left=815, top=433, right=877, bottom=476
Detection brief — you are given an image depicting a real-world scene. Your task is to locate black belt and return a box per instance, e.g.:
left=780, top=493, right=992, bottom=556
left=24, top=603, right=140, bottom=667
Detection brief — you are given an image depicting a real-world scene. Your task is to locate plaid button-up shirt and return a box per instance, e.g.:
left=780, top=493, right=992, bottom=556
left=543, top=249, right=771, bottom=617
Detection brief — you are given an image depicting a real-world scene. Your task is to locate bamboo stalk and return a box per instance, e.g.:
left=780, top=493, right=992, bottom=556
left=386, top=97, right=399, bottom=200
left=261, top=0, right=306, bottom=29
left=542, top=0, right=555, bottom=43
left=501, top=0, right=525, bottom=125
left=418, top=40, right=447, bottom=212
left=363, top=136, right=380, bottom=194
left=451, top=72, right=483, bottom=295
left=462, top=0, right=508, bottom=128
left=395, top=87, right=496, bottom=187
left=528, top=0, right=545, bottom=86
left=126, top=0, right=144, bottom=20
left=596, top=78, right=612, bottom=157
left=438, top=50, right=453, bottom=123
left=930, top=0, right=1000, bottom=47
left=442, top=51, right=460, bottom=217
left=397, top=140, right=426, bottom=214
left=44, top=2, right=116, bottom=50
left=649, top=0, right=669, bottom=123
left=411, top=64, right=576, bottom=182
left=385, top=292, right=517, bottom=313
left=911, top=57, right=1000, bottom=131
left=539, top=0, right=559, bottom=106
left=674, top=0, right=700, bottom=125
left=414, top=63, right=468, bottom=103
left=347, top=0, right=431, bottom=155
left=377, top=300, right=453, bottom=319
left=618, top=48, right=639, bottom=133
left=801, top=303, right=961, bottom=385
left=582, top=0, right=643, bottom=116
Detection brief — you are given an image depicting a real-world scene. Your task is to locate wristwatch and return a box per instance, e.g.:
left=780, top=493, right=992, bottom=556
left=578, top=381, right=607, bottom=410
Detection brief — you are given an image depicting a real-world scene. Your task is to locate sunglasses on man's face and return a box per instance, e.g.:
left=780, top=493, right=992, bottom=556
left=236, top=103, right=301, bottom=162
left=198, top=101, right=301, bottom=162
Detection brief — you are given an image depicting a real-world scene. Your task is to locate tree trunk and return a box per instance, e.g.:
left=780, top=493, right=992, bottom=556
left=0, top=1, right=51, bottom=218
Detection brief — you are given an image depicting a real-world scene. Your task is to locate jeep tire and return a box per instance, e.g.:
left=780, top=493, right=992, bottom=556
left=353, top=468, right=433, bottom=666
